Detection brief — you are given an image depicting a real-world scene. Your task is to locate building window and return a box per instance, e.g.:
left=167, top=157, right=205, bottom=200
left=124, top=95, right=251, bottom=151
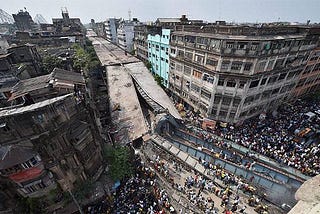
left=170, top=62, right=175, bottom=70
left=185, top=35, right=196, bottom=43
left=239, top=81, right=246, bottom=88
left=184, top=66, right=192, bottom=75
left=226, top=42, right=234, bottom=48
left=21, top=161, right=32, bottom=169
left=266, top=59, right=275, bottom=70
left=221, top=61, right=230, bottom=70
left=267, top=75, right=278, bottom=84
left=218, top=78, right=225, bottom=86
left=194, top=55, right=204, bottom=64
left=176, top=63, right=183, bottom=72
left=226, top=80, right=236, bottom=87
left=231, top=61, right=242, bottom=71
left=274, top=58, right=285, bottom=69
left=192, top=70, right=202, bottom=79
left=249, top=80, right=259, bottom=88
left=30, top=157, right=38, bottom=166
left=197, top=37, right=209, bottom=45
left=261, top=78, right=267, bottom=85
left=206, top=58, right=218, bottom=66
left=244, top=63, right=252, bottom=71
left=278, top=73, right=286, bottom=80
left=220, top=111, right=228, bottom=117
left=256, top=61, right=266, bottom=72
left=233, top=97, right=241, bottom=107
left=177, top=50, right=184, bottom=57
left=250, top=42, right=259, bottom=51
left=201, top=89, right=211, bottom=100
left=185, top=52, right=193, bottom=60
left=203, top=74, right=214, bottom=84
left=190, top=83, right=200, bottom=93
left=237, top=42, right=248, bottom=49
left=214, top=94, right=222, bottom=104
left=222, top=97, right=232, bottom=106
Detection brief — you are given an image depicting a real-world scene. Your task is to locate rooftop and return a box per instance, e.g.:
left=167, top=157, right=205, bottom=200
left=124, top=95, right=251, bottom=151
left=107, top=65, right=148, bottom=143
left=89, top=37, right=139, bottom=65
left=0, top=145, right=36, bottom=170
left=89, top=34, right=181, bottom=120
left=0, top=93, right=73, bottom=118
left=9, top=68, right=84, bottom=100
left=172, top=24, right=320, bottom=38
left=156, top=18, right=181, bottom=23
left=124, top=62, right=181, bottom=119
left=172, top=30, right=307, bottom=41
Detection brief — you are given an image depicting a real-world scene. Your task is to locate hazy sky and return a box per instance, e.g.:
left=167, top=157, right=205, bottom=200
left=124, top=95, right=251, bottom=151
left=1, top=0, right=320, bottom=24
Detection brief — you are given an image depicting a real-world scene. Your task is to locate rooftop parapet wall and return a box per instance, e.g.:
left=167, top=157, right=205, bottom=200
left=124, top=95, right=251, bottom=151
left=173, top=24, right=320, bottom=36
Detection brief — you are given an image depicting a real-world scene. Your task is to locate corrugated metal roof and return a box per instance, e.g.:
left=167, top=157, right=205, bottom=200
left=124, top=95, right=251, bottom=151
left=0, top=93, right=73, bottom=118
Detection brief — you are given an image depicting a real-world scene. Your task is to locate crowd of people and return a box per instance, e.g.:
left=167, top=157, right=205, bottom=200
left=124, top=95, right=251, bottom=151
left=147, top=148, right=268, bottom=214
left=184, top=98, right=320, bottom=176
left=111, top=156, right=174, bottom=214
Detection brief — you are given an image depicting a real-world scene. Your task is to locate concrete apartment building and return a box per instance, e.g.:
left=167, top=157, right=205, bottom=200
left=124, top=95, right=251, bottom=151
left=148, top=29, right=171, bottom=87
left=134, top=24, right=161, bottom=62
left=0, top=68, right=103, bottom=209
left=105, top=18, right=120, bottom=43
left=294, top=45, right=320, bottom=97
left=169, top=24, right=319, bottom=123
left=134, top=15, right=203, bottom=63
left=117, top=19, right=141, bottom=52
left=12, top=10, right=38, bottom=32
left=134, top=16, right=204, bottom=88
left=52, top=8, right=84, bottom=35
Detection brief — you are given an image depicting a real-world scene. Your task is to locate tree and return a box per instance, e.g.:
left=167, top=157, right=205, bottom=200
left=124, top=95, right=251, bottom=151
left=73, top=180, right=93, bottom=202
left=145, top=61, right=152, bottom=71
left=73, top=45, right=89, bottom=71
left=72, top=41, right=101, bottom=72
left=42, top=55, right=63, bottom=73
left=154, top=74, right=164, bottom=86
left=16, top=197, right=44, bottom=214
left=103, top=145, right=133, bottom=181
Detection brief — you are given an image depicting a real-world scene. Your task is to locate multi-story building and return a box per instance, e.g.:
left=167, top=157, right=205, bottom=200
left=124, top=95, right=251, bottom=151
left=7, top=43, right=43, bottom=79
left=0, top=93, right=103, bottom=198
left=169, top=24, right=319, bottom=124
left=0, top=68, right=101, bottom=205
left=94, top=22, right=106, bottom=38
left=294, top=45, right=320, bottom=97
left=0, top=36, right=9, bottom=54
left=134, top=15, right=203, bottom=63
left=0, top=145, right=57, bottom=198
left=12, top=10, right=38, bottom=32
left=105, top=18, right=120, bottom=43
left=148, top=29, right=171, bottom=87
left=52, top=8, right=84, bottom=34
left=117, top=19, right=141, bottom=52
left=134, top=24, right=161, bottom=62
